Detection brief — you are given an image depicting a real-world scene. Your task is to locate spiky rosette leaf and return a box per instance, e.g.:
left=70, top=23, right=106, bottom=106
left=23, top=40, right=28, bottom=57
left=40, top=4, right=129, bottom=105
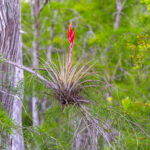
left=40, top=58, right=95, bottom=106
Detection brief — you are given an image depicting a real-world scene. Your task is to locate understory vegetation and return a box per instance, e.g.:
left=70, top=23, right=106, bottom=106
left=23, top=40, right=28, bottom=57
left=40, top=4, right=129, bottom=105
left=1, top=0, right=150, bottom=149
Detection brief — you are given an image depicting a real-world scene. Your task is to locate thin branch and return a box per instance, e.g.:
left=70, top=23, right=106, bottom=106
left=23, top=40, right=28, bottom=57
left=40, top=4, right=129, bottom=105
left=40, top=0, right=50, bottom=12
left=4, top=60, right=55, bottom=88
left=122, top=0, right=127, bottom=7
left=114, top=0, right=127, bottom=29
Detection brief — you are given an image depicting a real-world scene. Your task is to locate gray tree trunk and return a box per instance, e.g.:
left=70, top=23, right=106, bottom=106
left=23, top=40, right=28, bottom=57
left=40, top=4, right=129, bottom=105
left=47, top=10, right=57, bottom=61
left=30, top=0, right=50, bottom=127
left=0, top=0, right=25, bottom=149
left=30, top=0, right=40, bottom=127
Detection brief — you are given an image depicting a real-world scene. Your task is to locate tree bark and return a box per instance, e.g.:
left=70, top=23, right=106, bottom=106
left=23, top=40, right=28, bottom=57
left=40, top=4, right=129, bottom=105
left=30, top=0, right=40, bottom=127
left=114, top=0, right=126, bottom=29
left=0, top=0, right=25, bottom=149
left=30, top=0, right=50, bottom=127
left=47, top=10, right=57, bottom=61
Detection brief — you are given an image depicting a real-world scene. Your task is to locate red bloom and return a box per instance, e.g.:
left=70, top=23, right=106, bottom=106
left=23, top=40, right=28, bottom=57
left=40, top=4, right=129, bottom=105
left=67, top=23, right=75, bottom=44
left=67, top=23, right=75, bottom=70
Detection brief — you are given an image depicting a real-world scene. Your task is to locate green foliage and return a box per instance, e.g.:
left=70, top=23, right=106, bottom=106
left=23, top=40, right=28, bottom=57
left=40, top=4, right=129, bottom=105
left=0, top=105, right=14, bottom=134
left=0, top=105, right=14, bottom=149
left=141, top=0, right=150, bottom=11
left=40, top=103, right=75, bottom=149
left=0, top=54, right=6, bottom=63
left=21, top=0, right=150, bottom=149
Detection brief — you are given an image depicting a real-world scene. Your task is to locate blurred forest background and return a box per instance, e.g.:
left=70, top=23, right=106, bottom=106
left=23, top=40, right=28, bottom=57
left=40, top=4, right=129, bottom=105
left=0, top=0, right=150, bottom=149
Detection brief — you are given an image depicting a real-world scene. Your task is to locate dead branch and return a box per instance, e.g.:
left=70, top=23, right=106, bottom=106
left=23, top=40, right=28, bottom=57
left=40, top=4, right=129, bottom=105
left=114, top=0, right=127, bottom=29
left=79, top=104, right=115, bottom=147
left=4, top=60, right=54, bottom=88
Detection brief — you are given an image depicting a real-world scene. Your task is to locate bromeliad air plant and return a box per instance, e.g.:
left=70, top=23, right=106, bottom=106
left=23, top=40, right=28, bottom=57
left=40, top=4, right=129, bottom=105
left=40, top=23, right=95, bottom=106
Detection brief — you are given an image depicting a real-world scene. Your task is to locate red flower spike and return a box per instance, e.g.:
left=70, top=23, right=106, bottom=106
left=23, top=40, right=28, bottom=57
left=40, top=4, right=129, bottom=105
left=67, top=23, right=75, bottom=44
left=67, top=23, right=76, bottom=71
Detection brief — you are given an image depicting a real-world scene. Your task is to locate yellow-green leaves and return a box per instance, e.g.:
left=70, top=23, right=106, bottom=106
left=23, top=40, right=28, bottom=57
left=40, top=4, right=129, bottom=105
left=140, top=0, right=150, bottom=11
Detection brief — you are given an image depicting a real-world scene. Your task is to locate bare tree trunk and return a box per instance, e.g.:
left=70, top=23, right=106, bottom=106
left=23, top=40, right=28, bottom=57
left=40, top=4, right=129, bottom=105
left=30, top=0, right=50, bottom=127
left=75, top=129, right=90, bottom=150
left=39, top=98, right=47, bottom=125
left=30, top=0, right=40, bottom=127
left=11, top=39, right=24, bottom=150
left=0, top=0, right=25, bottom=149
left=47, top=10, right=57, bottom=61
left=74, top=119, right=91, bottom=150
left=114, top=0, right=126, bottom=29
